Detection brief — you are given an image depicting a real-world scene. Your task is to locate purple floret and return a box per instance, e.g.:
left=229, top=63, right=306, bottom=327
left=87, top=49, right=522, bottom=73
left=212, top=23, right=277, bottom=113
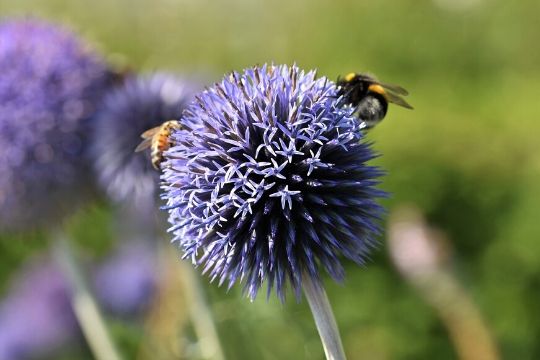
left=91, top=73, right=199, bottom=211
left=93, top=243, right=158, bottom=316
left=161, top=64, right=385, bottom=300
left=0, top=260, right=78, bottom=360
left=0, top=19, right=115, bottom=231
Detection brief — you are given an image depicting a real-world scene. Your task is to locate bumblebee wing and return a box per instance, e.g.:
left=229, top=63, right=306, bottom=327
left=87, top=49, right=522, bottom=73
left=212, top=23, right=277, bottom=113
left=385, top=91, right=414, bottom=109
left=378, top=82, right=409, bottom=96
left=139, top=126, right=160, bottom=139
left=134, top=138, right=153, bottom=152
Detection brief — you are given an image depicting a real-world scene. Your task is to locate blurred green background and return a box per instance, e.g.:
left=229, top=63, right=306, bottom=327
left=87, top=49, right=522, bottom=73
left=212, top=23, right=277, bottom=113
left=0, top=0, right=539, bottom=359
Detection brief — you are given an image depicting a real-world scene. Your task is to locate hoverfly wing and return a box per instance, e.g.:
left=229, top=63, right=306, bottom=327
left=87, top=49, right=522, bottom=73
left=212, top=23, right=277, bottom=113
left=385, top=91, right=414, bottom=109
left=134, top=137, right=153, bottom=152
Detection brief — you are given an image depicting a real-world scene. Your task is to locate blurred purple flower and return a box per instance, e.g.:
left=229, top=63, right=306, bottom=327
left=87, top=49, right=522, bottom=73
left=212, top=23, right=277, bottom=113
left=93, top=244, right=158, bottom=316
left=161, top=64, right=385, bottom=300
left=0, top=260, right=78, bottom=360
left=0, top=18, right=115, bottom=231
left=91, top=73, right=199, bottom=211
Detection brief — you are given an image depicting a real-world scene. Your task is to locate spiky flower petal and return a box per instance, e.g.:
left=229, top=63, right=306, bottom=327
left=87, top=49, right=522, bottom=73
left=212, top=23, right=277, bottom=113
left=161, top=64, right=385, bottom=300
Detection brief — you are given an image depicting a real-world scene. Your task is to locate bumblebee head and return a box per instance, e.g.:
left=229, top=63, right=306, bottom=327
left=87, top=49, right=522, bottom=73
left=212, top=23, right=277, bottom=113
left=337, top=72, right=370, bottom=97
left=344, top=72, right=358, bottom=82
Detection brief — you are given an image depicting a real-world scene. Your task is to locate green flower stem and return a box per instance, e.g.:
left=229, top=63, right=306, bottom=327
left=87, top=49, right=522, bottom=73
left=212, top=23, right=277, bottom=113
left=419, top=272, right=500, bottom=360
left=52, top=230, right=122, bottom=360
left=180, top=261, right=226, bottom=360
left=303, top=275, right=347, bottom=360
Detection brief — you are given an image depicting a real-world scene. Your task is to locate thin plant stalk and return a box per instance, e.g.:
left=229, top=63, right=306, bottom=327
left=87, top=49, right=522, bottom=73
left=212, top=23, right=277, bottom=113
left=421, top=272, right=500, bottom=360
left=51, top=230, right=122, bottom=360
left=138, top=245, right=188, bottom=359
left=303, top=275, right=347, bottom=360
left=139, top=240, right=226, bottom=360
left=179, top=261, right=226, bottom=360
left=388, top=207, right=500, bottom=360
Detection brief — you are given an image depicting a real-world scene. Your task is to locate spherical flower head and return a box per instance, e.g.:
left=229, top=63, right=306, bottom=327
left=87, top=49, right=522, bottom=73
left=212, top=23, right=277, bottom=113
left=0, top=19, right=115, bottom=231
left=91, top=73, right=199, bottom=210
left=93, top=243, right=158, bottom=316
left=0, top=260, right=77, bottom=359
left=161, top=64, right=385, bottom=300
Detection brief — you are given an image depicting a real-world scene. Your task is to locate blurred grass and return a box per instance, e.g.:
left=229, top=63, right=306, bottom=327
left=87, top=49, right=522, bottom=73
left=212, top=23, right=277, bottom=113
left=0, top=0, right=539, bottom=358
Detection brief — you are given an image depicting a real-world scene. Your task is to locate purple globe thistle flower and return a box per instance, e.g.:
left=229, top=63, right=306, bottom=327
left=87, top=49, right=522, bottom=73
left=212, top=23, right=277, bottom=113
left=0, top=19, right=115, bottom=231
left=161, top=64, right=385, bottom=300
left=93, top=243, right=158, bottom=316
left=0, top=260, right=78, bottom=360
left=91, top=73, right=199, bottom=210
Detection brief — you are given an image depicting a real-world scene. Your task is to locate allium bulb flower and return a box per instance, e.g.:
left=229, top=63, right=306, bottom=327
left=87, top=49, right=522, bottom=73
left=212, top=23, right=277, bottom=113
left=91, top=73, right=199, bottom=210
left=161, top=64, right=385, bottom=300
left=0, top=260, right=77, bottom=360
left=0, top=19, right=115, bottom=231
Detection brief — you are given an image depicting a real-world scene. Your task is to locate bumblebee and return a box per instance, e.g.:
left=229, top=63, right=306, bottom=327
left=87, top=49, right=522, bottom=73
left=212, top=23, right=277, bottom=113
left=336, top=72, right=413, bottom=129
left=135, top=120, right=182, bottom=170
